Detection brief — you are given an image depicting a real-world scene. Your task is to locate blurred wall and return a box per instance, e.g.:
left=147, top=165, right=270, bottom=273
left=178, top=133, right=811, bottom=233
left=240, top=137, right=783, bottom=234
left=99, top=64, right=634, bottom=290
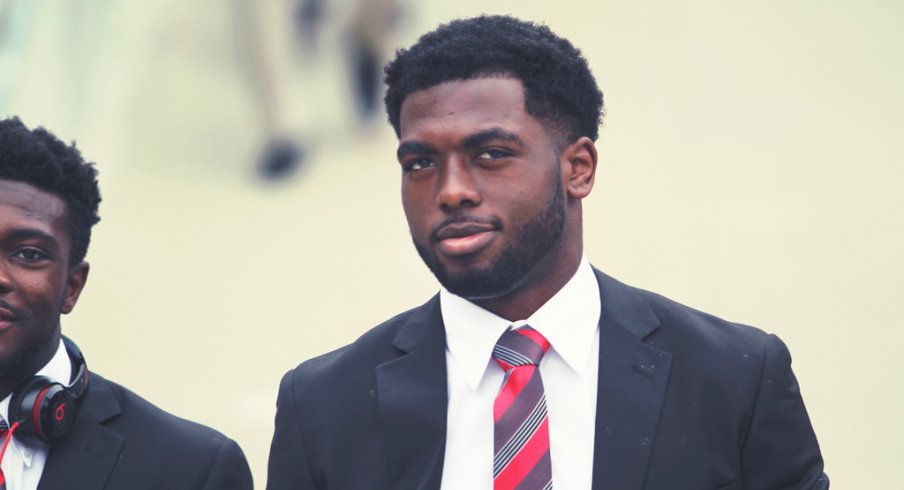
left=0, top=0, right=901, bottom=487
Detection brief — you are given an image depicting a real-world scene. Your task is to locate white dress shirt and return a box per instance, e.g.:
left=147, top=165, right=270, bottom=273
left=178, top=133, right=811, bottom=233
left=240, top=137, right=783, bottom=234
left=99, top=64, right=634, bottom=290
left=440, top=258, right=601, bottom=489
left=0, top=339, right=72, bottom=490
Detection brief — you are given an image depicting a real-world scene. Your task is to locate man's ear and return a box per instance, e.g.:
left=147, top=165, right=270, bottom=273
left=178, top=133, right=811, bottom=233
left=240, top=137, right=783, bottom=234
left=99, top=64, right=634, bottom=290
left=561, top=136, right=598, bottom=199
left=61, top=262, right=89, bottom=314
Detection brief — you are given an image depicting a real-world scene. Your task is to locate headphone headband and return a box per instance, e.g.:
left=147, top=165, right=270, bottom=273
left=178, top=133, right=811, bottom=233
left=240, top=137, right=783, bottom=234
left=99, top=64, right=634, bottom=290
left=61, top=335, right=88, bottom=399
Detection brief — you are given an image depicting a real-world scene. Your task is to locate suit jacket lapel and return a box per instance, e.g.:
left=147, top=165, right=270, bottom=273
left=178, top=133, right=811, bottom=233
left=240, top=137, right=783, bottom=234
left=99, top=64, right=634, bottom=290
left=375, top=295, right=448, bottom=490
left=38, top=374, right=124, bottom=490
left=592, top=270, right=673, bottom=489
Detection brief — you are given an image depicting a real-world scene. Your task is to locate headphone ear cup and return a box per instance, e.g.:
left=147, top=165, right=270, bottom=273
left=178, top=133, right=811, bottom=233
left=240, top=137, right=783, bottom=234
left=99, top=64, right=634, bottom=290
left=9, top=375, right=52, bottom=445
left=9, top=376, right=74, bottom=445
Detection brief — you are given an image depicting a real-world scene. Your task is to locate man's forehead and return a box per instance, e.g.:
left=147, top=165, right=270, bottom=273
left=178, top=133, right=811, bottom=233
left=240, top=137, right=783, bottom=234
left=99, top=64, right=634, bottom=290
left=398, top=77, right=531, bottom=134
left=0, top=179, right=67, bottom=222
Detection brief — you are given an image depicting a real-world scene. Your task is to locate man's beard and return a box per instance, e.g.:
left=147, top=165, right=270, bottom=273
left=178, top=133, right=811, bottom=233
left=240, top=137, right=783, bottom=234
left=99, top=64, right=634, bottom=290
left=413, top=175, right=565, bottom=300
left=0, top=346, right=38, bottom=380
left=0, top=322, right=58, bottom=382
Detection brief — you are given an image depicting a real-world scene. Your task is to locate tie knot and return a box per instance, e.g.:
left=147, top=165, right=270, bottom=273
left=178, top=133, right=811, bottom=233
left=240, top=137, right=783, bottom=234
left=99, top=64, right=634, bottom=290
left=492, top=326, right=550, bottom=370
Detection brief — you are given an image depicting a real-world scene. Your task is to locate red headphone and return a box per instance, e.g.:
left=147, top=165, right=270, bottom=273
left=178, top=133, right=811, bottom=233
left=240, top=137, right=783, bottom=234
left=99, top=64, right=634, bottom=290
left=8, top=336, right=88, bottom=445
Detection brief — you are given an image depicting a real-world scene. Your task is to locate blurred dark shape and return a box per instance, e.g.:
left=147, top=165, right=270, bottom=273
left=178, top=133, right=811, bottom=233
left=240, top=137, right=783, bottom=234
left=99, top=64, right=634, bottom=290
left=347, top=0, right=402, bottom=124
left=351, top=40, right=381, bottom=120
left=243, top=0, right=407, bottom=183
left=258, top=138, right=306, bottom=181
left=295, top=0, right=327, bottom=55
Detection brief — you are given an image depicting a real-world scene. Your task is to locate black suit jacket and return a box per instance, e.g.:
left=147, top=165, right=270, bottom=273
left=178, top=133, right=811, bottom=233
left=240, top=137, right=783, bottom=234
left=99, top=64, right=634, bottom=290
left=267, top=269, right=828, bottom=489
left=36, top=372, right=253, bottom=490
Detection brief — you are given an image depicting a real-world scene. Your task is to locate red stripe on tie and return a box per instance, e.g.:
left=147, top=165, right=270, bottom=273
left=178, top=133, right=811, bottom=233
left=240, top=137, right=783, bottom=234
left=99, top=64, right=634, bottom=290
left=493, top=366, right=535, bottom=421
left=494, top=418, right=550, bottom=489
left=515, top=328, right=550, bottom=352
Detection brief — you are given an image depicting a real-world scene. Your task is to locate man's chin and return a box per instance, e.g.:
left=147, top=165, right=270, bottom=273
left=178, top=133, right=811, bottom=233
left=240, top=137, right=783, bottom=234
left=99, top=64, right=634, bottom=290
left=434, top=264, right=526, bottom=300
left=416, top=239, right=531, bottom=299
left=0, top=350, right=30, bottom=379
left=0, top=334, right=58, bottom=380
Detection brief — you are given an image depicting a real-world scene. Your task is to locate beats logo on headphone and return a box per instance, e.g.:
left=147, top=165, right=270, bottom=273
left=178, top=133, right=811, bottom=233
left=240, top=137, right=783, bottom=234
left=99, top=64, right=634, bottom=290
left=8, top=336, right=88, bottom=445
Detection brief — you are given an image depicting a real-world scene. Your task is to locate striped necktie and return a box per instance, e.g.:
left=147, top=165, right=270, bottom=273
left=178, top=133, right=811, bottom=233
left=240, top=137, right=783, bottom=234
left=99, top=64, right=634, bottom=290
left=492, top=326, right=553, bottom=490
left=0, top=417, right=8, bottom=490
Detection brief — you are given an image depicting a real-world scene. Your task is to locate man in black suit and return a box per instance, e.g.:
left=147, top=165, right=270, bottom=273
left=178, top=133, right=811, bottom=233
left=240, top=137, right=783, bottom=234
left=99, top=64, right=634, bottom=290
left=0, top=117, right=253, bottom=489
left=267, top=15, right=828, bottom=489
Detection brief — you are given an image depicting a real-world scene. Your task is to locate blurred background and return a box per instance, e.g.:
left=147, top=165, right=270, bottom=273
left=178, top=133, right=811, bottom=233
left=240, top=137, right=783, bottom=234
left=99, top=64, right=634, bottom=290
left=1, top=0, right=901, bottom=487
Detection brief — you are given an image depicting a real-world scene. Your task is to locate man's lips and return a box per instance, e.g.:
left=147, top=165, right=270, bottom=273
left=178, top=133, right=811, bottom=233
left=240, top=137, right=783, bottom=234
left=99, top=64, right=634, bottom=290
left=0, top=306, right=18, bottom=331
left=0, top=306, right=17, bottom=322
left=435, top=222, right=497, bottom=240
left=433, top=221, right=499, bottom=257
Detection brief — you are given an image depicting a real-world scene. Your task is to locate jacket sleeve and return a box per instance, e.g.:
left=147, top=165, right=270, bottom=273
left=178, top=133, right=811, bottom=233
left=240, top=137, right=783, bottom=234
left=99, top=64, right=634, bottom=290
left=740, top=334, right=829, bottom=489
left=200, top=438, right=254, bottom=490
left=267, top=370, right=319, bottom=490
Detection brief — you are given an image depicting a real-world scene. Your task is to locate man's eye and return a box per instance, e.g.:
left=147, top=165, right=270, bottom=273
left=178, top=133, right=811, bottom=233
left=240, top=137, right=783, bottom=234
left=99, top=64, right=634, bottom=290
left=14, top=249, right=47, bottom=261
left=404, top=159, right=434, bottom=171
left=476, top=149, right=510, bottom=160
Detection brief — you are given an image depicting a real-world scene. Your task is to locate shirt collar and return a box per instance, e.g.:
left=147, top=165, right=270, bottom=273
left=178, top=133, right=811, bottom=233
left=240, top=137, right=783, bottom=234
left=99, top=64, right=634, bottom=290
left=0, top=338, right=73, bottom=464
left=441, top=257, right=601, bottom=390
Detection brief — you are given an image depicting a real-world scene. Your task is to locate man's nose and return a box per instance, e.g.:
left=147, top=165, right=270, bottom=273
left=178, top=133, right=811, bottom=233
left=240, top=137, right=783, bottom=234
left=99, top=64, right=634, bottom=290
left=437, top=158, right=481, bottom=211
left=0, top=262, right=12, bottom=294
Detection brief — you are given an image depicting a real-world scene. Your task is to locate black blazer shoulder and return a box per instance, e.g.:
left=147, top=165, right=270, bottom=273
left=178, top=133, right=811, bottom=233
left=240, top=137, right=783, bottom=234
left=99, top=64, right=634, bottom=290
left=597, top=270, right=779, bottom=391
left=593, top=270, right=828, bottom=489
left=39, top=372, right=253, bottom=490
left=269, top=296, right=447, bottom=490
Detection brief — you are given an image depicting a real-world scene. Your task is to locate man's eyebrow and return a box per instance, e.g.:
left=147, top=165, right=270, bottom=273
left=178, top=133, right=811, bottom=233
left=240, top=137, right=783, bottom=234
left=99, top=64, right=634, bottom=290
left=462, top=128, right=523, bottom=150
left=396, top=141, right=438, bottom=160
left=3, top=228, right=59, bottom=246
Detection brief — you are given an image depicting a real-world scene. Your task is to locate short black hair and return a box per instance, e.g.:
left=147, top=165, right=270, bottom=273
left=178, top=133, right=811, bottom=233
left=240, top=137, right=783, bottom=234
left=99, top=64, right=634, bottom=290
left=384, top=15, right=604, bottom=143
left=0, top=117, right=101, bottom=265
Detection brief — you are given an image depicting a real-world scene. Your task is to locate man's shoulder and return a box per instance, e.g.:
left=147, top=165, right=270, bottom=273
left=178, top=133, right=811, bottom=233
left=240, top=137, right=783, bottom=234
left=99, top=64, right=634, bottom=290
left=61, top=372, right=253, bottom=489
left=87, top=372, right=236, bottom=451
left=648, top=286, right=767, bottom=346
left=595, top=269, right=773, bottom=356
left=597, top=270, right=792, bottom=425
